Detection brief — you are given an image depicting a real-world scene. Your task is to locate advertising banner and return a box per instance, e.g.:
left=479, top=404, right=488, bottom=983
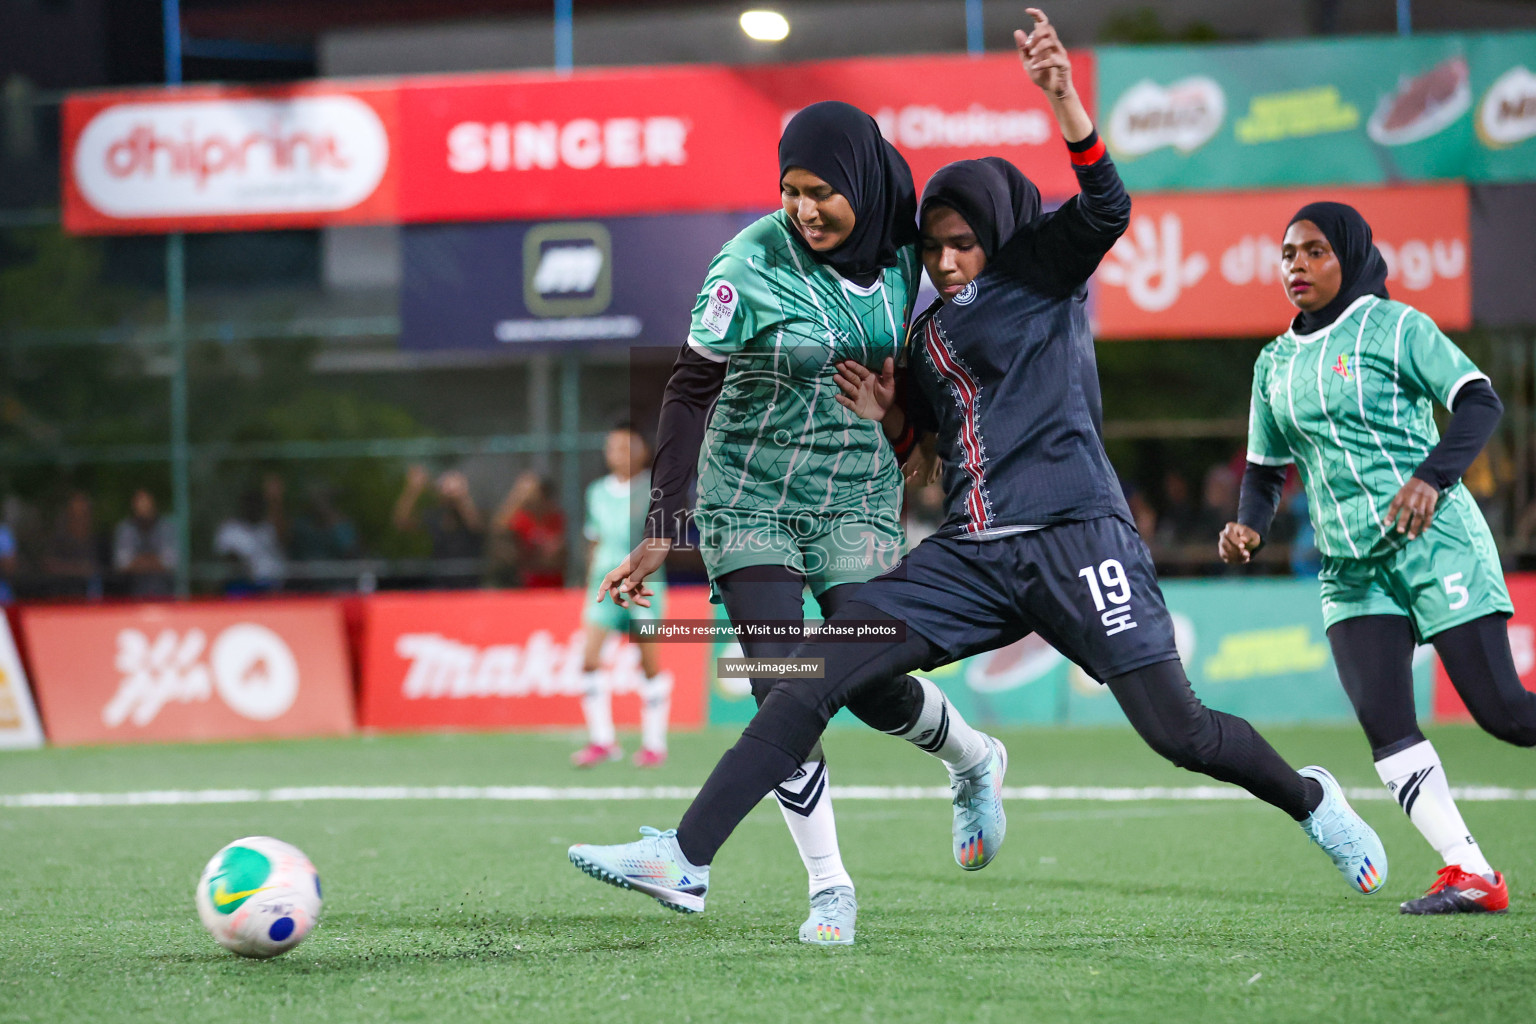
left=1095, top=183, right=1470, bottom=339
left=20, top=601, right=354, bottom=746
left=0, top=611, right=45, bottom=750
left=62, top=82, right=400, bottom=235
left=400, top=212, right=760, bottom=350
left=64, top=50, right=1091, bottom=234
left=1434, top=574, right=1536, bottom=722
left=1098, top=32, right=1536, bottom=192
left=709, top=580, right=1432, bottom=729
left=355, top=587, right=712, bottom=731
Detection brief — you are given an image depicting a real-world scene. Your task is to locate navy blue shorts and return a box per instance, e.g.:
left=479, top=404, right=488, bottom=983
left=856, top=516, right=1180, bottom=683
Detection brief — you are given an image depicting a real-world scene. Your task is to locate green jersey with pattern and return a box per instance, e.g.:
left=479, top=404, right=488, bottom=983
left=584, top=472, right=658, bottom=585
left=687, top=211, right=919, bottom=526
left=1247, top=295, right=1488, bottom=561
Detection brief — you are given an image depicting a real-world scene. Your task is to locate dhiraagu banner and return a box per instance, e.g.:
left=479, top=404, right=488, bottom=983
left=1098, top=32, right=1536, bottom=190
left=706, top=579, right=1434, bottom=729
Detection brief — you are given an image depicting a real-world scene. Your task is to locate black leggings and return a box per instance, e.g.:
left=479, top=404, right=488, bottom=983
left=713, top=565, right=925, bottom=747
left=677, top=601, right=1316, bottom=866
left=1328, top=613, right=1536, bottom=759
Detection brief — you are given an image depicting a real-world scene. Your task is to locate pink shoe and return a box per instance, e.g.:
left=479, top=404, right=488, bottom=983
left=632, top=748, right=668, bottom=769
left=571, top=743, right=622, bottom=767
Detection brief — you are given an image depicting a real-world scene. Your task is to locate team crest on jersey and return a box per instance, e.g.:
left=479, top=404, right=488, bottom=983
left=1332, top=354, right=1352, bottom=380
left=701, top=280, right=739, bottom=339
left=952, top=280, right=978, bottom=305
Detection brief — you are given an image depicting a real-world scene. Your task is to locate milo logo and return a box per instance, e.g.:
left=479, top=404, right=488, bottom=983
left=207, top=845, right=273, bottom=915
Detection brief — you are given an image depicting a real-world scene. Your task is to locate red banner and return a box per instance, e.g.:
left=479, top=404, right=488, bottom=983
left=62, top=82, right=399, bottom=235
left=63, top=51, right=1092, bottom=234
left=356, top=587, right=712, bottom=731
left=1434, top=574, right=1536, bottom=721
left=20, top=600, right=355, bottom=746
left=1094, top=183, right=1471, bottom=339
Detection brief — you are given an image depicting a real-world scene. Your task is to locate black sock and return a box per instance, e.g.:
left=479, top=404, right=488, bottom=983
left=676, top=734, right=800, bottom=866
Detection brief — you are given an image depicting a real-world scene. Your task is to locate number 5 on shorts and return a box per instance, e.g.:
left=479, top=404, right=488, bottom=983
left=1443, top=572, right=1470, bottom=611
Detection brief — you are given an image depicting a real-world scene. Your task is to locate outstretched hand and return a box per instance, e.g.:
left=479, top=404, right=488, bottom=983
left=834, top=357, right=897, bottom=423
left=597, top=537, right=671, bottom=608
left=1016, top=9, right=1073, bottom=100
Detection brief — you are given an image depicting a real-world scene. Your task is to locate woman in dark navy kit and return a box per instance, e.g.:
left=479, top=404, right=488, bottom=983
left=569, top=11, right=1388, bottom=913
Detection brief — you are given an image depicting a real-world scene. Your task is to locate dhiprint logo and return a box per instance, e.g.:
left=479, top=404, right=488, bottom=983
left=522, top=222, right=612, bottom=317
left=952, top=280, right=978, bottom=305
left=72, top=96, right=389, bottom=218
left=1098, top=213, right=1209, bottom=312
left=1106, top=77, right=1225, bottom=157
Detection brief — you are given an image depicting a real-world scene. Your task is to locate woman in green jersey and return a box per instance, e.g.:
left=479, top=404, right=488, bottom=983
left=596, top=102, right=998, bottom=946
left=572, top=423, right=671, bottom=770
left=1221, top=202, right=1536, bottom=914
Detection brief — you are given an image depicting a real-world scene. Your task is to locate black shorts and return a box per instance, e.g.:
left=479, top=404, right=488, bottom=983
left=856, top=516, right=1180, bottom=683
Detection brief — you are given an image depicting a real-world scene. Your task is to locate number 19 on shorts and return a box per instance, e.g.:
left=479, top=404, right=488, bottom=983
left=1079, top=559, right=1140, bottom=637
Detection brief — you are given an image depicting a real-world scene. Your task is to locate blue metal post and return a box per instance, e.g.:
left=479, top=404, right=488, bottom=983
left=554, top=0, right=574, bottom=73
left=966, top=0, right=984, bottom=55
left=163, top=0, right=191, bottom=595
left=1397, top=0, right=1411, bottom=36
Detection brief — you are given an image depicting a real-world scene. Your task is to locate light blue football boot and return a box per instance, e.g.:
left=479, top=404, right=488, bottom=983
left=1298, top=765, right=1388, bottom=895
left=951, top=735, right=1008, bottom=870
left=568, top=826, right=709, bottom=913
left=799, top=886, right=857, bottom=946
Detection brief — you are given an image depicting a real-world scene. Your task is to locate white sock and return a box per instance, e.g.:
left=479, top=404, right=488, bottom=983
left=772, top=760, right=854, bottom=895
left=1375, top=739, right=1496, bottom=878
left=638, top=671, right=672, bottom=753
left=889, top=677, right=990, bottom=774
left=580, top=670, right=615, bottom=748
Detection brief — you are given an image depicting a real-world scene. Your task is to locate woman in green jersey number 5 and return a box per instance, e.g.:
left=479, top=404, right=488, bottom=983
left=1221, top=202, right=1536, bottom=914
left=595, top=102, right=998, bottom=946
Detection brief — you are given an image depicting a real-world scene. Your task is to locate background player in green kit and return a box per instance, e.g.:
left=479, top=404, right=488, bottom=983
left=595, top=102, right=1002, bottom=945
left=1222, top=202, right=1536, bottom=914
left=573, top=423, right=672, bottom=769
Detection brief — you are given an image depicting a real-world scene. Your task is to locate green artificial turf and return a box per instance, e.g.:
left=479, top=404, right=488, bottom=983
left=1, top=725, right=1532, bottom=1023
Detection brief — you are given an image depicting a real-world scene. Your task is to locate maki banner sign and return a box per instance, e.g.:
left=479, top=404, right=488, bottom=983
left=1098, top=31, right=1536, bottom=191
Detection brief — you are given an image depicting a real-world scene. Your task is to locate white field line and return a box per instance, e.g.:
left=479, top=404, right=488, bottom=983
left=3, top=784, right=1536, bottom=809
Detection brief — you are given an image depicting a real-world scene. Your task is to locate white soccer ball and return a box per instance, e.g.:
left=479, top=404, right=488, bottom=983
left=195, top=836, right=322, bottom=959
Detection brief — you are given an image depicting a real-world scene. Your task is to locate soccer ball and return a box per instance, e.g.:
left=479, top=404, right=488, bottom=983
left=195, top=836, right=322, bottom=959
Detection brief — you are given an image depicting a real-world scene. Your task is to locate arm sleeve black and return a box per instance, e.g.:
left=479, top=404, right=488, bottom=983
left=991, top=130, right=1132, bottom=295
left=1411, top=378, right=1503, bottom=491
left=1237, top=461, right=1289, bottom=540
left=646, top=344, right=726, bottom=541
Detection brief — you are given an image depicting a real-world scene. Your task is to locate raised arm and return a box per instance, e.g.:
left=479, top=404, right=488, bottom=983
left=992, top=10, right=1130, bottom=293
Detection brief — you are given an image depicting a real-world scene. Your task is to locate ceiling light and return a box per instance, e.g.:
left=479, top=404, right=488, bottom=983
left=740, top=10, right=790, bottom=42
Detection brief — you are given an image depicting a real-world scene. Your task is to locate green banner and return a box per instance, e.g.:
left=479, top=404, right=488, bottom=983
left=705, top=580, right=1434, bottom=729
left=1098, top=32, right=1536, bottom=190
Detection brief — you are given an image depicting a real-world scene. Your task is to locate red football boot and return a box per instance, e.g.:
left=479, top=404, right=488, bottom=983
left=1400, top=865, right=1508, bottom=914
left=571, top=742, right=623, bottom=768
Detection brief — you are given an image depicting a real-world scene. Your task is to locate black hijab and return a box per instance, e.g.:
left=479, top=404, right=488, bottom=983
left=778, top=101, right=918, bottom=285
left=919, top=156, right=1042, bottom=259
left=1287, top=201, right=1390, bottom=334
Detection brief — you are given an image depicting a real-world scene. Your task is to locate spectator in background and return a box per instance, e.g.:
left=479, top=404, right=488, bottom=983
left=1154, top=469, right=1201, bottom=547
left=290, top=483, right=359, bottom=563
left=1194, top=464, right=1240, bottom=541
left=0, top=517, right=15, bottom=603
left=394, top=465, right=484, bottom=588
left=113, top=488, right=176, bottom=597
left=41, top=490, right=105, bottom=599
left=492, top=471, right=566, bottom=588
left=215, top=475, right=287, bottom=594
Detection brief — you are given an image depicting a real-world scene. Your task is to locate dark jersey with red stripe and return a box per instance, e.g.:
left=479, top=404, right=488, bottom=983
left=909, top=134, right=1134, bottom=538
